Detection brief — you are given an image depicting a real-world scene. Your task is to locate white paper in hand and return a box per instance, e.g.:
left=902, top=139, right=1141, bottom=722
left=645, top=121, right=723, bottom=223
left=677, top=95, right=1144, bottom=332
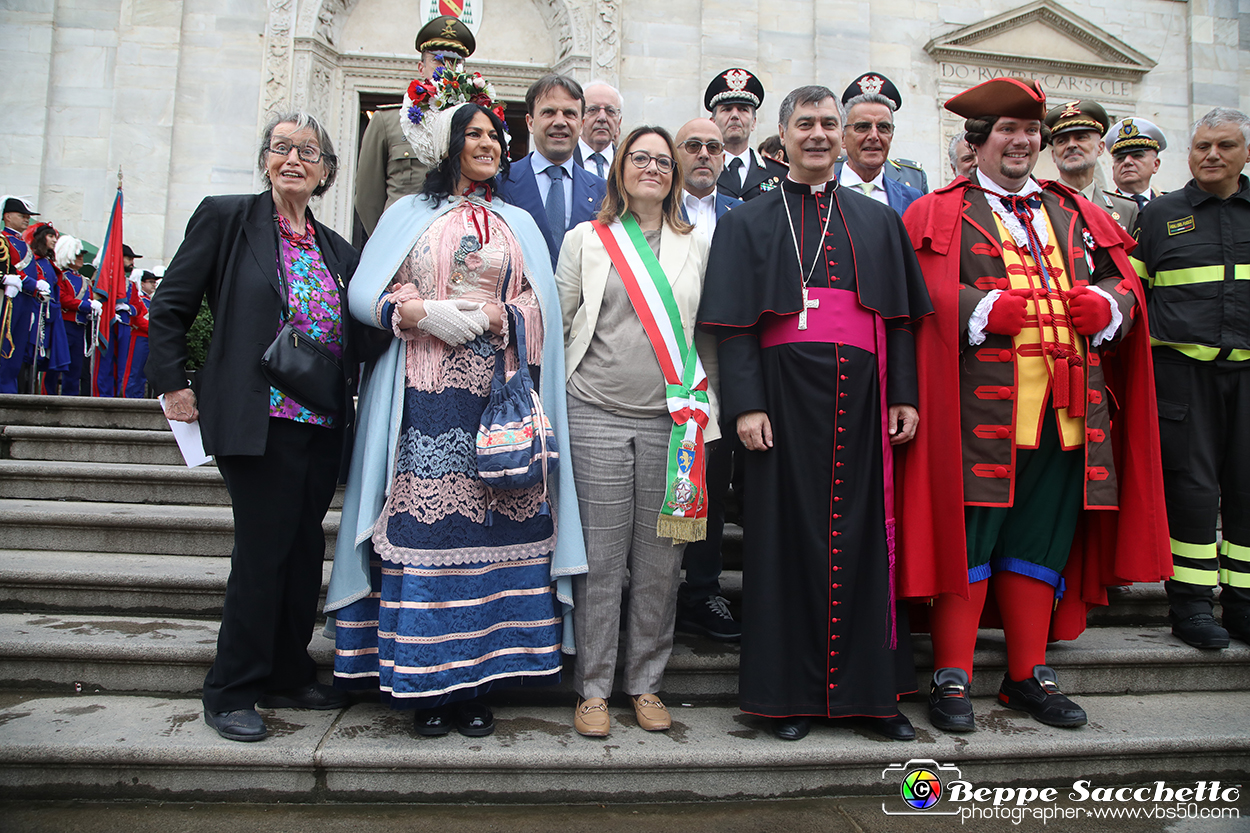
left=158, top=394, right=213, bottom=467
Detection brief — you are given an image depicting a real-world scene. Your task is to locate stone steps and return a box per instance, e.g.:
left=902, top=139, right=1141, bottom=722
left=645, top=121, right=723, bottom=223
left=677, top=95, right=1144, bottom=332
left=0, top=499, right=340, bottom=558
left=0, top=394, right=168, bottom=431
left=0, top=691, right=1246, bottom=803
left=0, top=610, right=1243, bottom=700
left=2, top=425, right=188, bottom=466
left=0, top=551, right=331, bottom=618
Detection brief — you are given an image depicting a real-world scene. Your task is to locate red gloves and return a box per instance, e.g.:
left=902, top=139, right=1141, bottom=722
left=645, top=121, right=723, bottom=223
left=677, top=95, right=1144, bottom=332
left=1066, top=286, right=1112, bottom=335
left=985, top=289, right=1031, bottom=336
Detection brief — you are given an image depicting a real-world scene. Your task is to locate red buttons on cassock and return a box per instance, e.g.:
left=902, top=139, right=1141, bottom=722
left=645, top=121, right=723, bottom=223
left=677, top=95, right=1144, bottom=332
left=833, top=496, right=842, bottom=502
left=840, top=374, right=848, bottom=380
left=840, top=392, right=848, bottom=398
left=835, top=461, right=844, bottom=467
left=831, top=600, right=840, bottom=606
left=837, top=427, right=846, bottom=433
left=833, top=513, right=842, bottom=519
left=830, top=650, right=839, bottom=656
left=832, top=548, right=841, bottom=554
left=829, top=683, right=837, bottom=689
left=839, top=357, right=848, bottom=363
left=838, top=409, right=846, bottom=415
left=835, top=478, right=843, bottom=484
left=994, top=465, right=1009, bottom=478
left=832, top=565, right=842, bottom=571
left=831, top=531, right=841, bottom=537
left=832, top=583, right=842, bottom=589
left=826, top=245, right=833, bottom=251
left=837, top=445, right=844, bottom=450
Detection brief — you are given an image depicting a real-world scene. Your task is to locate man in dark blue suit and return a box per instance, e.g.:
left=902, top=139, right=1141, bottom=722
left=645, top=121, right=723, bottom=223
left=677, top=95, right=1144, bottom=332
left=496, top=74, right=606, bottom=269
left=673, top=117, right=744, bottom=642
left=836, top=92, right=923, bottom=216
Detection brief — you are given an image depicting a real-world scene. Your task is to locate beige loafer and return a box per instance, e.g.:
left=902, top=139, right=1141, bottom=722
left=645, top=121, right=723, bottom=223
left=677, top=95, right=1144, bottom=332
left=574, top=697, right=610, bottom=737
left=631, top=693, right=671, bottom=731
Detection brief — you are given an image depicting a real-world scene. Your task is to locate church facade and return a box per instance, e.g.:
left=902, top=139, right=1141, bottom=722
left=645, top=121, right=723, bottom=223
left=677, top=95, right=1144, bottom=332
left=3, top=0, right=1245, bottom=263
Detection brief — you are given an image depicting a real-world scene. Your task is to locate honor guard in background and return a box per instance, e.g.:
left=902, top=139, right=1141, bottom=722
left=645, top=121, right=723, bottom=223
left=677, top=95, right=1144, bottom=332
left=838, top=73, right=928, bottom=193
left=353, top=15, right=475, bottom=236
left=1, top=197, right=38, bottom=393
left=1131, top=107, right=1250, bottom=649
left=49, top=234, right=98, bottom=396
left=899, top=77, right=1170, bottom=734
left=1108, top=117, right=1167, bottom=207
left=1044, top=99, right=1138, bottom=232
left=22, top=221, right=69, bottom=392
left=704, top=69, right=786, bottom=201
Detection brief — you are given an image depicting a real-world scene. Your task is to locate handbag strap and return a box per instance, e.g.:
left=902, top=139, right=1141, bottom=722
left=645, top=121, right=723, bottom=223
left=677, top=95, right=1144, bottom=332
left=273, top=217, right=292, bottom=323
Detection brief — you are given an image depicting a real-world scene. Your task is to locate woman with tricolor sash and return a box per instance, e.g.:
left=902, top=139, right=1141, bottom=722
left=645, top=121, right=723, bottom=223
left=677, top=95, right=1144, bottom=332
left=555, top=125, right=720, bottom=738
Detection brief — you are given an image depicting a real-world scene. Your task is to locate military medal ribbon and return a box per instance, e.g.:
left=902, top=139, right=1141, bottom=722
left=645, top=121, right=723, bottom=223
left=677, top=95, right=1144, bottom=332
left=592, top=215, right=710, bottom=543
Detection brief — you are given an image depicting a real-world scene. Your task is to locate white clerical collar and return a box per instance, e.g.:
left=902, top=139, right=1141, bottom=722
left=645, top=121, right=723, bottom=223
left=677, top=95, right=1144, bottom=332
left=532, top=151, right=576, bottom=178
left=976, top=168, right=1041, bottom=198
left=783, top=176, right=835, bottom=193
left=838, top=165, right=885, bottom=191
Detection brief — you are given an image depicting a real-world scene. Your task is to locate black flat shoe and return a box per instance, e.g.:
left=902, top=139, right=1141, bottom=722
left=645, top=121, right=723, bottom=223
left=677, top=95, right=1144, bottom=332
left=869, top=711, right=916, bottom=741
left=929, top=667, right=975, bottom=733
left=257, top=682, right=350, bottom=710
left=998, top=665, right=1087, bottom=727
left=204, top=707, right=268, bottom=742
left=772, top=716, right=811, bottom=741
left=456, top=701, right=495, bottom=737
left=414, top=706, right=453, bottom=737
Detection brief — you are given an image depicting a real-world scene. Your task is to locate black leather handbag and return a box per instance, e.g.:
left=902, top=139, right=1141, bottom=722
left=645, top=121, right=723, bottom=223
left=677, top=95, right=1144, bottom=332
left=260, top=240, right=344, bottom=416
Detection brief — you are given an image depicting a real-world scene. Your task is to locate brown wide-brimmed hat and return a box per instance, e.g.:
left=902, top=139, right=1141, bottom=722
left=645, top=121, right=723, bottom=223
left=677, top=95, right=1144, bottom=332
left=946, top=78, right=1046, bottom=121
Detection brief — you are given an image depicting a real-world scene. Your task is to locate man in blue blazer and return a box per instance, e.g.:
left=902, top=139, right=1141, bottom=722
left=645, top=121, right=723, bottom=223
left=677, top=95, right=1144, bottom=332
left=496, top=74, right=606, bottom=270
left=835, top=92, right=923, bottom=216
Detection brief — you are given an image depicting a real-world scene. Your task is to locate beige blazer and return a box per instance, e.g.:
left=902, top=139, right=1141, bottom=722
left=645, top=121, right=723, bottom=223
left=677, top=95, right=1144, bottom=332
left=555, top=219, right=720, bottom=442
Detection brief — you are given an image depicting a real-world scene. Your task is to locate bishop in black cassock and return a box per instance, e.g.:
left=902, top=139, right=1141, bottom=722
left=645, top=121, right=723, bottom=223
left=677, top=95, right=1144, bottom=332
left=697, top=86, right=932, bottom=741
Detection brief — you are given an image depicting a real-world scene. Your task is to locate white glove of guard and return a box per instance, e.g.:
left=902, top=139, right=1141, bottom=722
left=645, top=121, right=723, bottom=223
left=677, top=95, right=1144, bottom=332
left=3, top=275, right=19, bottom=297
left=112, top=314, right=122, bottom=325
left=35, top=279, right=51, bottom=298
left=416, top=298, right=489, bottom=346
left=115, top=302, right=130, bottom=314
left=89, top=300, right=103, bottom=314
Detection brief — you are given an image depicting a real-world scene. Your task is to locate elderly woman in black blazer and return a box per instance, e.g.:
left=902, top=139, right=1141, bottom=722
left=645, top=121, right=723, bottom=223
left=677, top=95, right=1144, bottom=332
left=148, top=111, right=370, bottom=742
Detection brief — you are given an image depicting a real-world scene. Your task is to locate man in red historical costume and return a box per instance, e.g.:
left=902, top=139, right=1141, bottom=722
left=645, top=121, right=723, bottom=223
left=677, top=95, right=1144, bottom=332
left=898, top=77, right=1171, bottom=733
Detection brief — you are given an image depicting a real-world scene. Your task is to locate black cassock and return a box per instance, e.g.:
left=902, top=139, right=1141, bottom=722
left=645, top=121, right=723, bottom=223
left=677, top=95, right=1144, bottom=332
left=698, top=179, right=932, bottom=718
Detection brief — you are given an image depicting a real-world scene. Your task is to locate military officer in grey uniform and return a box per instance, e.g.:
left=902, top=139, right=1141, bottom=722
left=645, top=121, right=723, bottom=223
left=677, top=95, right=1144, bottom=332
left=353, top=16, right=476, bottom=236
left=1044, top=99, right=1138, bottom=232
left=836, top=73, right=928, bottom=193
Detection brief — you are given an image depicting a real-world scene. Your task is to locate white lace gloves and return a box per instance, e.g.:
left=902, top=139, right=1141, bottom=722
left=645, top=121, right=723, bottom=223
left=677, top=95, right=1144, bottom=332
left=2, top=275, right=19, bottom=298
left=416, top=298, right=490, bottom=346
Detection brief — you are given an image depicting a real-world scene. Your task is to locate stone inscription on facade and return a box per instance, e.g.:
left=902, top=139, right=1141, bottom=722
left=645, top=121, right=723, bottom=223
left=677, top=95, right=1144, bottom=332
left=939, top=63, right=1134, bottom=101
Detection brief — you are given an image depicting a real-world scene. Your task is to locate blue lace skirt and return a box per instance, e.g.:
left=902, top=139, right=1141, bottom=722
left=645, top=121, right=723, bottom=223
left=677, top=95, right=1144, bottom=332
left=333, top=354, right=561, bottom=708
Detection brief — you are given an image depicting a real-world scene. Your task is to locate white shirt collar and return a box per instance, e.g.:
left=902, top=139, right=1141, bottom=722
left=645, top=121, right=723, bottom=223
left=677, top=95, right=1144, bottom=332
left=532, top=151, right=576, bottom=178
left=580, top=138, right=613, bottom=162
left=975, top=168, right=1041, bottom=198
left=838, top=165, right=885, bottom=190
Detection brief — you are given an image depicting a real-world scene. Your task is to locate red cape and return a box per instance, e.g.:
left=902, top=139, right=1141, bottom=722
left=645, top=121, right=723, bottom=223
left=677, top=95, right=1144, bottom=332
left=897, top=178, right=1172, bottom=640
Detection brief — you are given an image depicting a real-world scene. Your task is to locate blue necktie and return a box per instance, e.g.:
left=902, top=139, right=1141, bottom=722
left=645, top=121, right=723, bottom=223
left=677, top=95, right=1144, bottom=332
left=545, top=165, right=566, bottom=234
left=1131, top=193, right=1148, bottom=210
left=590, top=152, right=607, bottom=179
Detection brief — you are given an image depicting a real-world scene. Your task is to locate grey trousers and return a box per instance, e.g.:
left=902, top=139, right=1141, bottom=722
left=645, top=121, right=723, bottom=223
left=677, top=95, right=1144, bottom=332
left=566, top=395, right=686, bottom=699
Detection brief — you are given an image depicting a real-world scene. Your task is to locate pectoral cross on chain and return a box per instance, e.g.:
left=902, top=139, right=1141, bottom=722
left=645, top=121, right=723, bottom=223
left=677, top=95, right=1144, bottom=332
left=798, top=286, right=819, bottom=331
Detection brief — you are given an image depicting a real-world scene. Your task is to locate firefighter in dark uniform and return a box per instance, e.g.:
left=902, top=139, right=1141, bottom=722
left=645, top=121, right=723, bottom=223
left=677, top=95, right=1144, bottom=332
left=353, top=15, right=476, bottom=236
left=1132, top=107, right=1250, bottom=649
left=835, top=73, right=928, bottom=193
left=704, top=68, right=786, bottom=201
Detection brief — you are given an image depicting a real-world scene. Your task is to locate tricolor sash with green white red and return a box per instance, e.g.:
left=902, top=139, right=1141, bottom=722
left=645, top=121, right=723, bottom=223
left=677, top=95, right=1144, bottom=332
left=592, top=214, right=710, bottom=543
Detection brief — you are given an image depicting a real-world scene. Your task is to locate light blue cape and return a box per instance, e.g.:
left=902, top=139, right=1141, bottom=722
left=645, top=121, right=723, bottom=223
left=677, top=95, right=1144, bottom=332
left=325, top=193, right=588, bottom=653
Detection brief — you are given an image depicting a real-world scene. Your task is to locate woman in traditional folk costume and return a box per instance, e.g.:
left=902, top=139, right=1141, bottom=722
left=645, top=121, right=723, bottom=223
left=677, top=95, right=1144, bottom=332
left=327, top=75, right=586, bottom=738
left=555, top=125, right=720, bottom=737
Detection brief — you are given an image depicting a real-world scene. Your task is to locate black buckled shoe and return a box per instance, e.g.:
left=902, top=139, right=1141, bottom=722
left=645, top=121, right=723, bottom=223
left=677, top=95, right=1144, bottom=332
left=772, top=716, right=811, bottom=741
left=414, top=705, right=453, bottom=737
left=1171, top=611, right=1230, bottom=649
left=204, top=707, right=268, bottom=742
left=998, top=665, right=1087, bottom=727
left=676, top=595, right=742, bottom=642
left=456, top=701, right=495, bottom=738
left=929, top=667, right=975, bottom=733
left=869, top=711, right=916, bottom=741
left=257, top=682, right=350, bottom=710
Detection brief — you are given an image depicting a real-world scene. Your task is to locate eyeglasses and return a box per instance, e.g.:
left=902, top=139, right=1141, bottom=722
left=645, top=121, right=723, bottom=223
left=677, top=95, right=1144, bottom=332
left=627, top=151, right=675, bottom=173
left=267, top=141, right=325, bottom=164
left=585, top=105, right=620, bottom=119
left=679, top=139, right=724, bottom=156
left=849, top=121, right=894, bottom=136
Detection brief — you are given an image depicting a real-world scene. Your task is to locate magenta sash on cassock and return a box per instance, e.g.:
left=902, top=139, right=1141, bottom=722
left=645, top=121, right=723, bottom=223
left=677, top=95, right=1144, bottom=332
left=757, top=287, right=898, bottom=648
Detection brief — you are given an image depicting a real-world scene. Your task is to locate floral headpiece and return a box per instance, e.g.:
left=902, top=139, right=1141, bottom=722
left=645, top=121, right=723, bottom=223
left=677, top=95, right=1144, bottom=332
left=400, top=59, right=507, bottom=167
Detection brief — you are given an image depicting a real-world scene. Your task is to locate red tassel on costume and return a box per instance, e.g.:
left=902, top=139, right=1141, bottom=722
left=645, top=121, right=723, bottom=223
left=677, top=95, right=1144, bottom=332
left=1051, top=348, right=1069, bottom=410
left=1068, top=358, right=1085, bottom=418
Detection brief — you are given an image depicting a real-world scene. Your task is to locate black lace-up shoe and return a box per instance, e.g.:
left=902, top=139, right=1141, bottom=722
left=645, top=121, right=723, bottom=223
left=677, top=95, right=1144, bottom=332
left=929, top=667, right=975, bottom=732
left=998, top=665, right=1087, bottom=727
left=676, top=595, right=741, bottom=642
left=1171, top=611, right=1230, bottom=649
left=772, top=716, right=811, bottom=741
